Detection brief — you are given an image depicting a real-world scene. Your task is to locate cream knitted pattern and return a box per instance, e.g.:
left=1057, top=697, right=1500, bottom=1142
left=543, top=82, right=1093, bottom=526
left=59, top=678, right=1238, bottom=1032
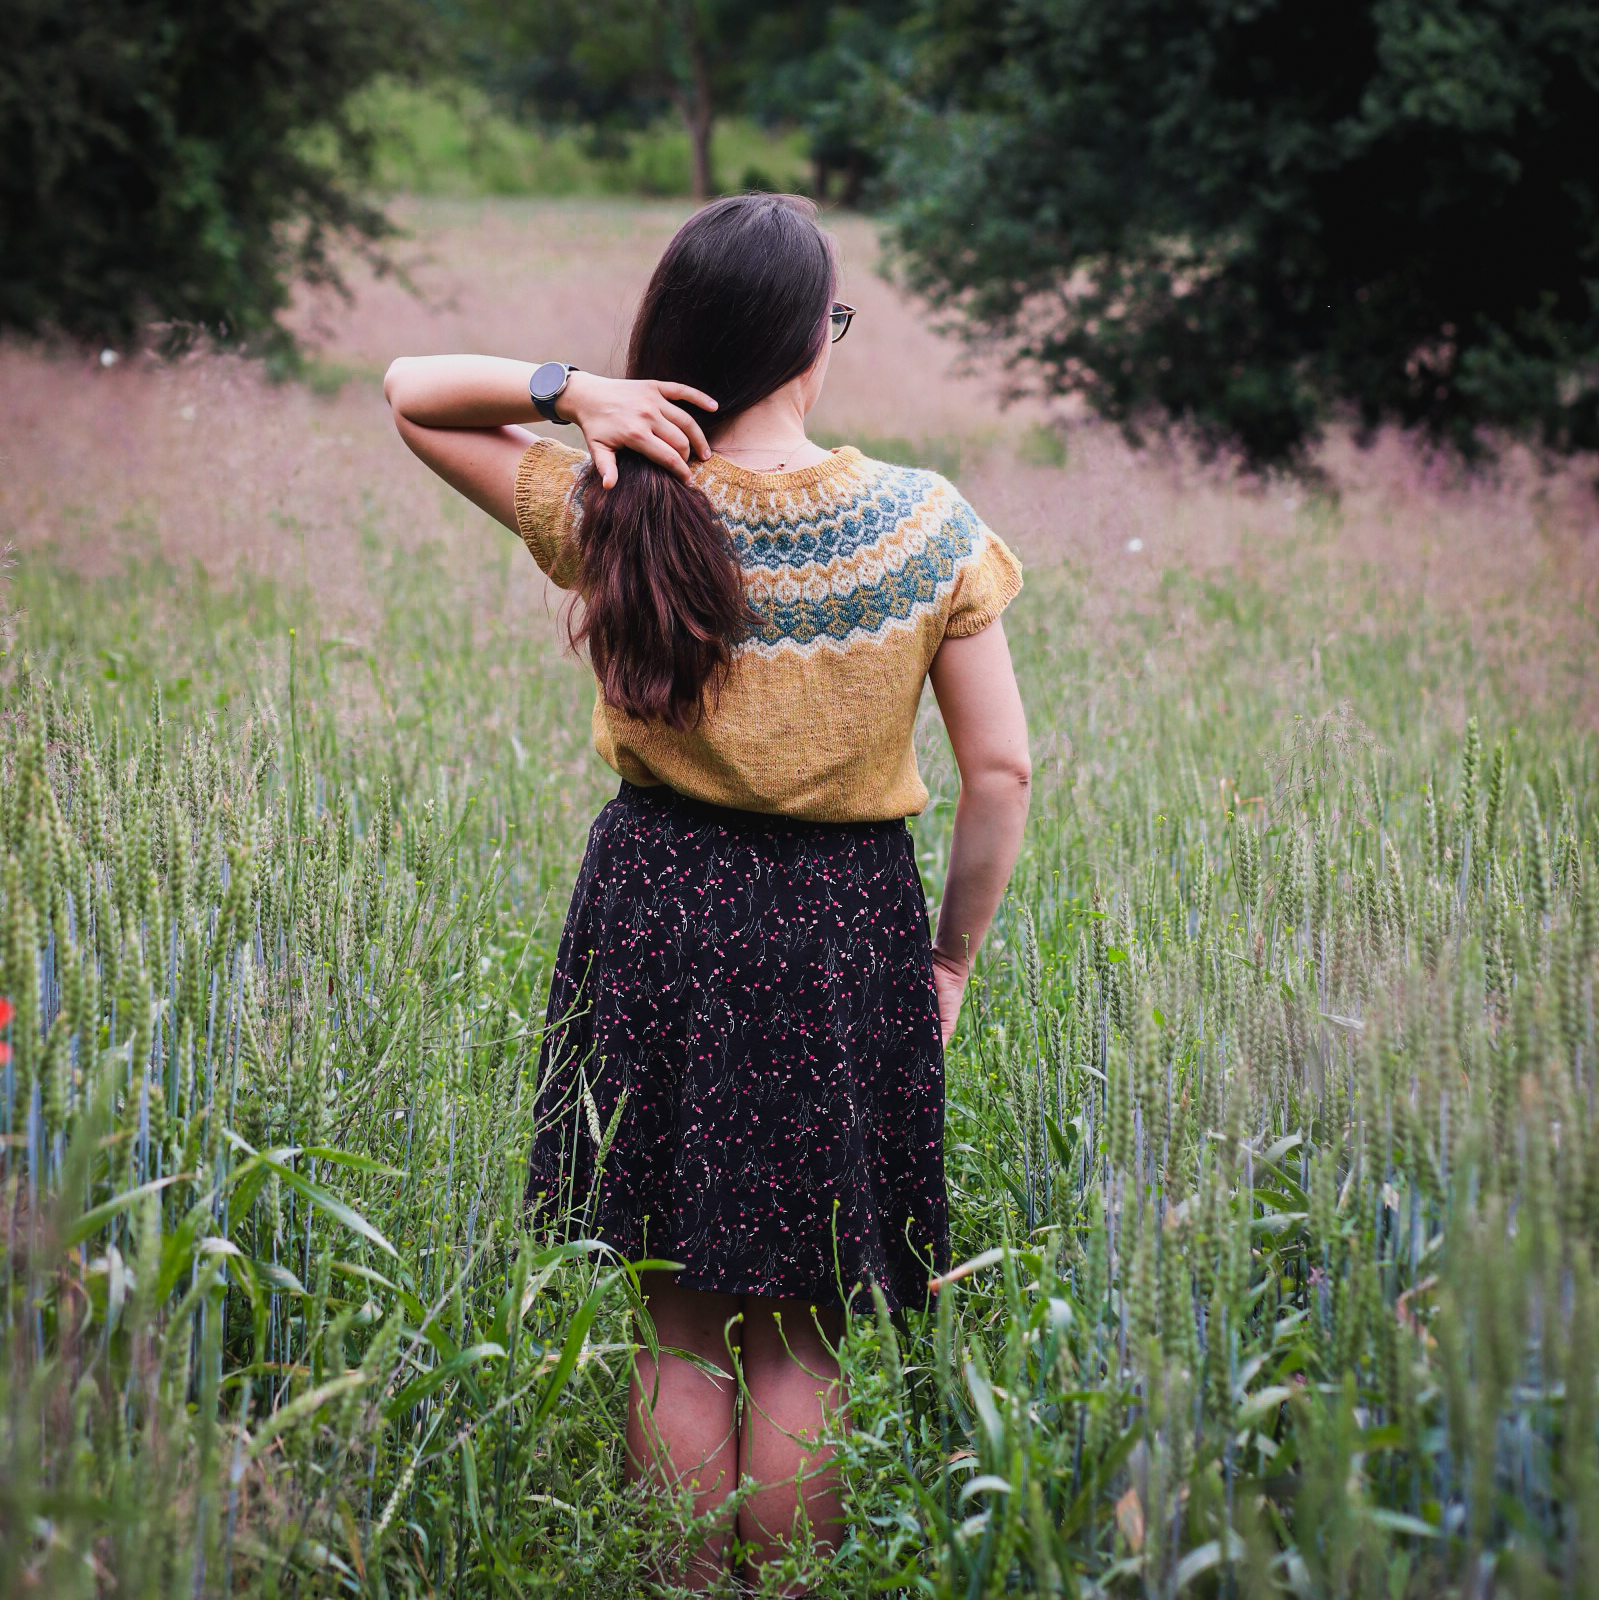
left=514, top=438, right=1024, bottom=822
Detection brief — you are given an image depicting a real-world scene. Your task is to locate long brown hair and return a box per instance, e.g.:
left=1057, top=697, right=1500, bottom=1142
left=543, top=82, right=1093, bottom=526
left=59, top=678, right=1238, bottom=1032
left=569, top=193, right=836, bottom=730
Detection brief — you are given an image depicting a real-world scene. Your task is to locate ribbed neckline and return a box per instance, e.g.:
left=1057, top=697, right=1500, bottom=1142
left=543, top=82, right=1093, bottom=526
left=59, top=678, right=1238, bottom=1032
left=696, top=444, right=867, bottom=495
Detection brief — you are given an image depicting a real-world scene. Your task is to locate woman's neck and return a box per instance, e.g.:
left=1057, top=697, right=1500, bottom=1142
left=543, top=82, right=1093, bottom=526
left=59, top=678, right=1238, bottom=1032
left=708, top=388, right=831, bottom=472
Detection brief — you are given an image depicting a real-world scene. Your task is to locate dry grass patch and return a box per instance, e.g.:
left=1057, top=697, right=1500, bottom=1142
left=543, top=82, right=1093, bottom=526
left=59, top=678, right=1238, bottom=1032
left=4, top=197, right=1593, bottom=725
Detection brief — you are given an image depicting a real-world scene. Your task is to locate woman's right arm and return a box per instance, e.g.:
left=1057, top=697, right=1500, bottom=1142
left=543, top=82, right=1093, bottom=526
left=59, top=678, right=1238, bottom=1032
left=926, top=619, right=1033, bottom=1047
left=382, top=356, right=718, bottom=526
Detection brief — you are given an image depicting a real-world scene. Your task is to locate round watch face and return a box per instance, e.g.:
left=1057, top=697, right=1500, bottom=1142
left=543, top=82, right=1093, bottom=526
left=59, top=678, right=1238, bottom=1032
left=530, top=361, right=570, bottom=402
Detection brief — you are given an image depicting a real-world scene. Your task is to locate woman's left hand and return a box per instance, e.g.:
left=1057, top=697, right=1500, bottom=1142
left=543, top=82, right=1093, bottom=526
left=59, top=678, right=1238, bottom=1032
left=931, top=948, right=970, bottom=1051
left=559, top=372, right=719, bottom=489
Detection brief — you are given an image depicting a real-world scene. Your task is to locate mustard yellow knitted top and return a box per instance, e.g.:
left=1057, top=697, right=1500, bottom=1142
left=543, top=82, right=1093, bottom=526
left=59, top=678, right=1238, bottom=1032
left=513, top=437, right=1024, bottom=823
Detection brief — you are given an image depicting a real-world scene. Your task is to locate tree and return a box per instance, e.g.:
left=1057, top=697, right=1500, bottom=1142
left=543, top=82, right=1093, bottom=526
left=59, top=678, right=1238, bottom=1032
left=880, top=0, right=1599, bottom=466
left=461, top=2, right=920, bottom=205
left=0, top=0, right=434, bottom=352
left=756, top=2, right=915, bottom=207
left=466, top=0, right=776, bottom=203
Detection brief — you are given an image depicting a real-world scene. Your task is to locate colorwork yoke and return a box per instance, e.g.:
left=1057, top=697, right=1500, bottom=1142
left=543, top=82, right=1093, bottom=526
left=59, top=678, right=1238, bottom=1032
left=513, top=439, right=1023, bottom=823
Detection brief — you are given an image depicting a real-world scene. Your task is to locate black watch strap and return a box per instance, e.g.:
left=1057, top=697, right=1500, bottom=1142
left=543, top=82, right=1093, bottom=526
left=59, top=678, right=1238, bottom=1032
left=529, top=361, right=580, bottom=424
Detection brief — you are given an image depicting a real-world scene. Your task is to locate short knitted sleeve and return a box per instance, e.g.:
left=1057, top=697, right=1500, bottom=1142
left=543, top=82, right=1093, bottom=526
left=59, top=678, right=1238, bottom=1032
left=942, top=488, right=1024, bottom=639
left=513, top=437, right=590, bottom=590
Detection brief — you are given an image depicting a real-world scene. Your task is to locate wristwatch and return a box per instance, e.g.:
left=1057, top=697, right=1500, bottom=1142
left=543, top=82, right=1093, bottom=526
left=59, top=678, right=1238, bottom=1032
left=529, top=361, right=580, bottom=424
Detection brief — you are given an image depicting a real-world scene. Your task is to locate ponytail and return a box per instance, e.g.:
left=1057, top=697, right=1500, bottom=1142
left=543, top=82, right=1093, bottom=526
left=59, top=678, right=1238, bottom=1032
left=569, top=454, right=755, bottom=731
left=566, top=191, right=837, bottom=731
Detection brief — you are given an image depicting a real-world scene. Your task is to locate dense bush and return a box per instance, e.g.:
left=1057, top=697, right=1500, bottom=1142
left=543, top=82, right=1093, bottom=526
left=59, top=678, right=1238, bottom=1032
left=882, top=0, right=1599, bottom=466
left=0, top=0, right=434, bottom=352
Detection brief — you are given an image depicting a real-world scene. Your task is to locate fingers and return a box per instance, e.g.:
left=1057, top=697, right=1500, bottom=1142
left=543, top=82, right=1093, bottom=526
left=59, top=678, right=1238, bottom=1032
left=590, top=441, right=618, bottom=490
left=932, top=957, right=965, bottom=1049
left=656, top=382, right=719, bottom=415
left=939, top=1002, right=959, bottom=1049
left=662, top=402, right=712, bottom=461
left=650, top=416, right=695, bottom=463
left=590, top=430, right=695, bottom=485
left=631, top=431, right=696, bottom=484
left=580, top=377, right=712, bottom=482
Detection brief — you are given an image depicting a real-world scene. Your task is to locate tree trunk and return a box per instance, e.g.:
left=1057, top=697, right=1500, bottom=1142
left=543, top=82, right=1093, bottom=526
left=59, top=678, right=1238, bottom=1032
left=812, top=153, right=832, bottom=205
left=685, top=27, right=714, bottom=201
left=842, top=150, right=865, bottom=209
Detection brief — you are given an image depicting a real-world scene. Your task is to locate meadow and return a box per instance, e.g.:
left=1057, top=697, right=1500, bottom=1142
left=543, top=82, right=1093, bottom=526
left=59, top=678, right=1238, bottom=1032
left=2, top=197, right=1597, bottom=1598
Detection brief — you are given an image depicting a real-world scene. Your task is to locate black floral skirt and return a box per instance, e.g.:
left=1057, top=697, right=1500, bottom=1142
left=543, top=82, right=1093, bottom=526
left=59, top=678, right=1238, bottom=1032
left=523, top=780, right=950, bottom=1315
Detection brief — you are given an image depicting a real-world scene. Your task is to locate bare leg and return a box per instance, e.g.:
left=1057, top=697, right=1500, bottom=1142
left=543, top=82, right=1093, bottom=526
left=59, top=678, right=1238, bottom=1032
left=627, top=1270, right=745, bottom=1592
left=736, top=1295, right=849, bottom=1598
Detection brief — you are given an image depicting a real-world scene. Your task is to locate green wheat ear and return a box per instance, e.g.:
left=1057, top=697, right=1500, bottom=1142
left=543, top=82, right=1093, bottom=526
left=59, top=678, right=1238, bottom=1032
left=1524, top=782, right=1554, bottom=927
left=1480, top=741, right=1507, bottom=894
left=3, top=464, right=1593, bottom=1595
left=1458, top=714, right=1481, bottom=852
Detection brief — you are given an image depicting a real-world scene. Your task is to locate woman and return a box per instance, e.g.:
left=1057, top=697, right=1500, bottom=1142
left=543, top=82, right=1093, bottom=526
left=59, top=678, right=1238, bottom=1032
left=385, top=193, right=1030, bottom=1597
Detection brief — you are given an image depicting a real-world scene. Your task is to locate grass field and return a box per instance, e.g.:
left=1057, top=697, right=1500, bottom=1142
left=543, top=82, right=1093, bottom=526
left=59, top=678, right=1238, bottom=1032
left=2, top=197, right=1598, bottom=1598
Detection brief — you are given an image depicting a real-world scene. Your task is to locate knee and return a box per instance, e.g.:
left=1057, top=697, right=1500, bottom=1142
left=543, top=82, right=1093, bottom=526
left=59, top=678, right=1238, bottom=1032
left=740, top=1297, right=846, bottom=1377
left=635, top=1279, right=744, bottom=1368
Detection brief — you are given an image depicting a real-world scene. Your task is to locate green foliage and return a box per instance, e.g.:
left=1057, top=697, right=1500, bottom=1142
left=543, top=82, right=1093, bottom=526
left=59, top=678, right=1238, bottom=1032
left=3, top=452, right=1597, bottom=1592
left=454, top=0, right=781, bottom=199
left=1016, top=422, right=1069, bottom=469
left=882, top=0, right=1599, bottom=465
left=842, top=707, right=1599, bottom=1594
left=451, top=0, right=918, bottom=204
left=0, top=575, right=681, bottom=1595
left=356, top=80, right=810, bottom=200
left=0, top=0, right=436, bottom=351
left=815, top=428, right=967, bottom=479
left=744, top=1, right=916, bottom=206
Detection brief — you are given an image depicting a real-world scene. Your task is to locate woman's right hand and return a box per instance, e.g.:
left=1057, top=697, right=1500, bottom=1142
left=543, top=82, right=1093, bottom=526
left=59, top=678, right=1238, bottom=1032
left=559, top=372, right=718, bottom=489
left=931, top=947, right=970, bottom=1050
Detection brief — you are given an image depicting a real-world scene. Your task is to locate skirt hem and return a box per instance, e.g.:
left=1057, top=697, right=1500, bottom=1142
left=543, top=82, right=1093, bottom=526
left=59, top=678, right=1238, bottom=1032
left=662, top=1273, right=935, bottom=1318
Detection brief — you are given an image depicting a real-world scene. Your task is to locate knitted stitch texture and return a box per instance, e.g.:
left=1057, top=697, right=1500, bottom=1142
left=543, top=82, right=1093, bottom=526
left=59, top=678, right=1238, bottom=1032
left=514, top=437, right=1024, bottom=822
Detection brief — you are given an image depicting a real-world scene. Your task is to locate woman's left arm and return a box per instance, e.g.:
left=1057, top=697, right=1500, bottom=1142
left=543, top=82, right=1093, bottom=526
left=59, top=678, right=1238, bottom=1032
left=383, top=354, right=719, bottom=530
